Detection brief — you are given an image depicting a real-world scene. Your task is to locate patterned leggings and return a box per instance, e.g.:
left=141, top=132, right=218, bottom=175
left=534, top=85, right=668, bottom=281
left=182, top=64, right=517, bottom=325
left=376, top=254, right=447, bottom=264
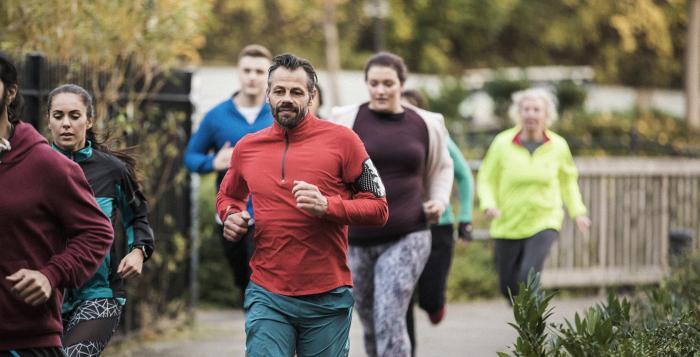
left=349, top=230, right=431, bottom=357
left=62, top=298, right=123, bottom=357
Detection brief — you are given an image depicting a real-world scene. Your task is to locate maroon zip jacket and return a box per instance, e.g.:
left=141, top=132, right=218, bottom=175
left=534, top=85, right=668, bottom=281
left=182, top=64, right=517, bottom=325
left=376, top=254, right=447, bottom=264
left=0, top=122, right=113, bottom=350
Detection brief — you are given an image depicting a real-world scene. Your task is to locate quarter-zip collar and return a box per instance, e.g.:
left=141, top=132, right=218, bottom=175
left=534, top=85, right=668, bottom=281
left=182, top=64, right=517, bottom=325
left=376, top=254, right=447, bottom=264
left=272, top=112, right=317, bottom=183
left=52, top=140, right=93, bottom=162
left=270, top=112, right=317, bottom=141
left=511, top=127, right=551, bottom=147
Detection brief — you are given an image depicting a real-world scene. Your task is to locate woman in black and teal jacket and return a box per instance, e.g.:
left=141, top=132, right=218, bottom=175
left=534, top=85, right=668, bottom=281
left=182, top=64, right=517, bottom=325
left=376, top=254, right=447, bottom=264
left=46, top=84, right=154, bottom=357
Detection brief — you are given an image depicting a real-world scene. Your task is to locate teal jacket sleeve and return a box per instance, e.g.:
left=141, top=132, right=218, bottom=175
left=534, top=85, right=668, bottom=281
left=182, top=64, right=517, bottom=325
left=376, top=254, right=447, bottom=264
left=448, top=138, right=474, bottom=222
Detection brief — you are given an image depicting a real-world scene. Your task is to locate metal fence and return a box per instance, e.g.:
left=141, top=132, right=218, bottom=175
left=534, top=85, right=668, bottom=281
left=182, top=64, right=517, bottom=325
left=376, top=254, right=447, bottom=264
left=13, top=53, right=194, bottom=335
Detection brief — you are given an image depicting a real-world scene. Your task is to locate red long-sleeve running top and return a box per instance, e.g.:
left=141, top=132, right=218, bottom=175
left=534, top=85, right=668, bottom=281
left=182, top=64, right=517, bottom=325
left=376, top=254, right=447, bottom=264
left=216, top=114, right=388, bottom=296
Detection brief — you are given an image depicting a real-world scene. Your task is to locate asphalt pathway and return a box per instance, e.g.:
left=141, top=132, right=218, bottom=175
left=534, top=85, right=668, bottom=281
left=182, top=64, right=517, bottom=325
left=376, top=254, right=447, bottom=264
left=104, top=297, right=600, bottom=357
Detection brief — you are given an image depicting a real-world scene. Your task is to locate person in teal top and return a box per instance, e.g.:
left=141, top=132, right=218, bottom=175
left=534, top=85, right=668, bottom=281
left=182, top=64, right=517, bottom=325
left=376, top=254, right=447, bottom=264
left=439, top=138, right=475, bottom=234
left=477, top=87, right=590, bottom=301
left=402, top=90, right=474, bottom=356
left=47, top=84, right=154, bottom=357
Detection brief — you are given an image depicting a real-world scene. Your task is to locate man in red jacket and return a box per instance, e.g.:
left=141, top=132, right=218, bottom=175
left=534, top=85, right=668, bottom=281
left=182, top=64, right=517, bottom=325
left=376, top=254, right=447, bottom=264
left=217, top=53, right=388, bottom=356
left=0, top=54, right=114, bottom=357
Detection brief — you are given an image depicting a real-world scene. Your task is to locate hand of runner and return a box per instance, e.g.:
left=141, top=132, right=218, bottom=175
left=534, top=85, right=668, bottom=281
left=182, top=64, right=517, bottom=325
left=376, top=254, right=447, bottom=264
left=423, top=200, right=444, bottom=224
left=117, top=249, right=145, bottom=279
left=212, top=141, right=234, bottom=171
left=292, top=180, right=328, bottom=217
left=458, top=222, right=473, bottom=241
left=575, top=215, right=591, bottom=234
left=6, top=269, right=52, bottom=306
left=223, top=210, right=250, bottom=242
left=485, top=207, right=501, bottom=220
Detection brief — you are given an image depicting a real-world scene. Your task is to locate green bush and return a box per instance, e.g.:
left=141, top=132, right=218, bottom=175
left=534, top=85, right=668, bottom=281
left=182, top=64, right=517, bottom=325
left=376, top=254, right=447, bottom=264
left=447, top=240, right=500, bottom=301
left=554, top=80, right=587, bottom=114
left=497, top=273, right=557, bottom=357
left=484, top=76, right=531, bottom=124
left=499, top=254, right=700, bottom=357
left=552, top=294, right=633, bottom=357
left=425, top=77, right=469, bottom=123
left=554, top=110, right=700, bottom=157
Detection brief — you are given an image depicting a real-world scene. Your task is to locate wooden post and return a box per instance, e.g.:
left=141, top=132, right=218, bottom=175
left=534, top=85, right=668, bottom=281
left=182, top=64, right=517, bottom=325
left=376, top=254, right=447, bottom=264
left=661, top=176, right=670, bottom=267
left=323, top=0, right=342, bottom=107
left=598, top=176, right=608, bottom=270
left=686, top=0, right=700, bottom=129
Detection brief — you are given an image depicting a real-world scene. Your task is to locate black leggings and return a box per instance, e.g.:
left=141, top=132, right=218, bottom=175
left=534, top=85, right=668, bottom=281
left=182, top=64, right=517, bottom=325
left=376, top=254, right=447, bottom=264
left=494, top=229, right=558, bottom=299
left=219, top=225, right=255, bottom=304
left=62, top=298, right=123, bottom=357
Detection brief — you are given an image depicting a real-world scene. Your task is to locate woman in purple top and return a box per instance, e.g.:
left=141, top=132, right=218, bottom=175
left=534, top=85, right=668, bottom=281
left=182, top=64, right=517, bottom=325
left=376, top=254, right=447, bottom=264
left=331, top=52, right=453, bottom=357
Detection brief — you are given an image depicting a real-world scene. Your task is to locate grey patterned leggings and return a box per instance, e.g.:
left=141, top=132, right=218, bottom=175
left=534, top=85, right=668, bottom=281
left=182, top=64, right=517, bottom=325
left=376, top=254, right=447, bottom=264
left=349, top=230, right=431, bottom=357
left=62, top=298, right=123, bottom=357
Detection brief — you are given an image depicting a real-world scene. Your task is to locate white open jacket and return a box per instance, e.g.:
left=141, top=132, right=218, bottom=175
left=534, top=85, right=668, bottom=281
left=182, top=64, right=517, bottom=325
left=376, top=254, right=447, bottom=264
left=330, top=103, right=454, bottom=210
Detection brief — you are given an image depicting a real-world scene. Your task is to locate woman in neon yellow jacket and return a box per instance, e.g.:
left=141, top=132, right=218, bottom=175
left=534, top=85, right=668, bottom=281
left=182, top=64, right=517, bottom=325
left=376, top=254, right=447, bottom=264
left=477, top=87, right=591, bottom=300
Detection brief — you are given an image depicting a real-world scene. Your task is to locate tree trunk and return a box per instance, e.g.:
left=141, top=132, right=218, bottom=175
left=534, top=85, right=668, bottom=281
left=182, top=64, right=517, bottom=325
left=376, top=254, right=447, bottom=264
left=323, top=0, right=342, bottom=107
left=686, top=0, right=700, bottom=129
left=635, top=88, right=653, bottom=113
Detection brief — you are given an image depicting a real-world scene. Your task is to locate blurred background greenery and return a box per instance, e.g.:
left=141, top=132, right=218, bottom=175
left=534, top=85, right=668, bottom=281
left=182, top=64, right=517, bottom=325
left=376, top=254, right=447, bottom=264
left=2, top=0, right=698, bottom=309
left=1, top=0, right=690, bottom=87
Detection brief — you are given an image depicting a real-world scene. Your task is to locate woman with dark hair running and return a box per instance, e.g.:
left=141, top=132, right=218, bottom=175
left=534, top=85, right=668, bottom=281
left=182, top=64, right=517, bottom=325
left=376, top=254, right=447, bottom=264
left=331, top=52, right=453, bottom=356
left=0, top=56, right=113, bottom=357
left=46, top=84, right=155, bottom=357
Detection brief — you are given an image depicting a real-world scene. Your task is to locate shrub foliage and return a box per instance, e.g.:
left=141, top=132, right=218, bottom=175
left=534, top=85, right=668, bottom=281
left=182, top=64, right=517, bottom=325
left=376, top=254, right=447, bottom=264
left=500, top=254, right=700, bottom=357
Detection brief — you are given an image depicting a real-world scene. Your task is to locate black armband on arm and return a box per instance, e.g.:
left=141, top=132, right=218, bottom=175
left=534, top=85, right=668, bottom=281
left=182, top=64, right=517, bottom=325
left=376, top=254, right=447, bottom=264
left=352, top=159, right=386, bottom=198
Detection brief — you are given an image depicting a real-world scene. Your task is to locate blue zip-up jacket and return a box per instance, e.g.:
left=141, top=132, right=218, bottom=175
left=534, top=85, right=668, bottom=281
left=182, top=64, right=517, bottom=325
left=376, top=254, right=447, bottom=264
left=184, top=94, right=273, bottom=219
left=53, top=142, right=155, bottom=313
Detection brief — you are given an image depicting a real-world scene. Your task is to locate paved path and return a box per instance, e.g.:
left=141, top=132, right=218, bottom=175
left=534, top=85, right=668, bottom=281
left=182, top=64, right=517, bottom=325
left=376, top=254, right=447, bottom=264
left=104, top=297, right=600, bottom=357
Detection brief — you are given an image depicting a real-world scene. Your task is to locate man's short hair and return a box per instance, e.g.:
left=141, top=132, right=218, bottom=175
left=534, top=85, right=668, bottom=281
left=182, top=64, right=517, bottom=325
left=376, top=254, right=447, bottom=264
left=315, top=83, right=323, bottom=107
left=238, top=44, right=272, bottom=62
left=267, top=53, right=318, bottom=93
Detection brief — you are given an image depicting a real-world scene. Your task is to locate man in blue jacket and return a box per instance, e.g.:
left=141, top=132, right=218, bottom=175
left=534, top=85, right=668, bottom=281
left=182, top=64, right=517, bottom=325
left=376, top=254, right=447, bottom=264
left=184, top=44, right=273, bottom=304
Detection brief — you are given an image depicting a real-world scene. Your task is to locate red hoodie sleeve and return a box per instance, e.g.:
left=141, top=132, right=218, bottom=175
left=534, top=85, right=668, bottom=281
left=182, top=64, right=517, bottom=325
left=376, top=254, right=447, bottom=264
left=39, top=162, right=114, bottom=289
left=325, top=130, right=388, bottom=226
left=216, top=144, right=249, bottom=221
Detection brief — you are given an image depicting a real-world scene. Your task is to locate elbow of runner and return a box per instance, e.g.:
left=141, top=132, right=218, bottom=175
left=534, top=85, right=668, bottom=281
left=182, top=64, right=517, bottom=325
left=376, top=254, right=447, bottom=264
left=371, top=200, right=389, bottom=227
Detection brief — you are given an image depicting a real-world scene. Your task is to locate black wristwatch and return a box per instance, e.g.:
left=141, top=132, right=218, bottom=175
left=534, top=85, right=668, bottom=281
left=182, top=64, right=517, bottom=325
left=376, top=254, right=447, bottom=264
left=134, top=245, right=149, bottom=260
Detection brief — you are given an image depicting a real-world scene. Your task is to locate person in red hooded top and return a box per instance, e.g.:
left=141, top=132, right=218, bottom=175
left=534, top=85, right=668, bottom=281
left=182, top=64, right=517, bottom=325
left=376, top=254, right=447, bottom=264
left=0, top=54, right=113, bottom=357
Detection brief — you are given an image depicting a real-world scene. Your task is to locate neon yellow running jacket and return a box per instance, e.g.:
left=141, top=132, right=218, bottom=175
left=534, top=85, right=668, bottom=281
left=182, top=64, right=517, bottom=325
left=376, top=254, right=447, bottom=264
left=477, top=127, right=587, bottom=239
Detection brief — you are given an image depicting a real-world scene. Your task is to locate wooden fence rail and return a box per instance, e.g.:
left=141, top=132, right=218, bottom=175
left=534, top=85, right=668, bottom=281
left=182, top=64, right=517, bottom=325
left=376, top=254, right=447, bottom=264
left=538, top=158, right=700, bottom=288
